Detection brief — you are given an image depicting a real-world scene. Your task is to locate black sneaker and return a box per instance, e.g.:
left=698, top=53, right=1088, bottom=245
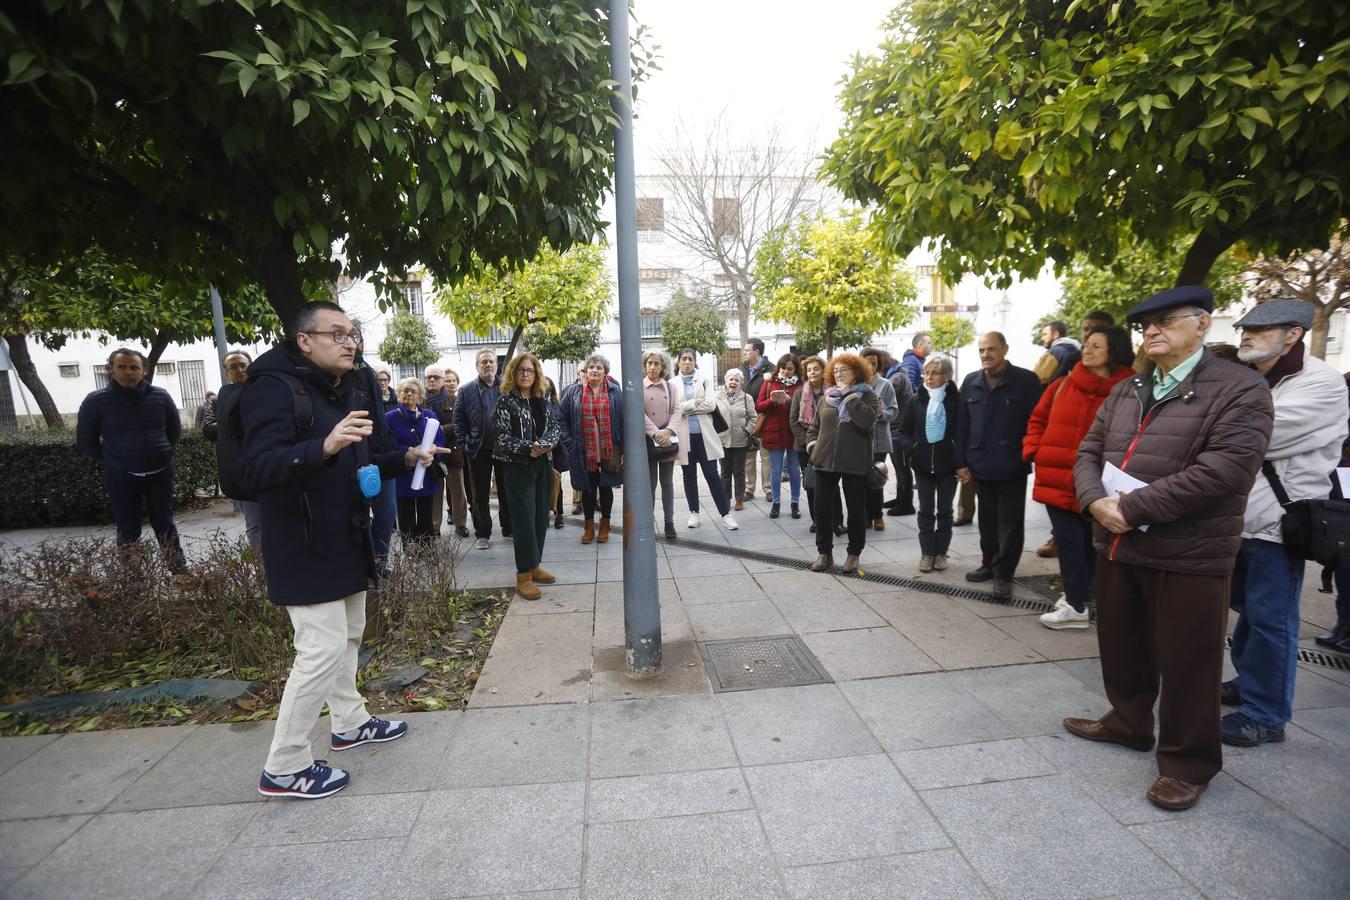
left=1220, top=711, right=1285, bottom=747
left=965, top=566, right=994, bottom=583
left=664, top=521, right=677, bottom=539
left=331, top=716, right=408, bottom=751
left=769, top=503, right=780, bottom=519
left=1220, top=680, right=1241, bottom=707
left=992, top=580, right=1013, bottom=600
left=553, top=515, right=564, bottom=529
left=887, top=506, right=916, bottom=517
left=455, top=526, right=470, bottom=538
left=258, top=760, right=349, bottom=799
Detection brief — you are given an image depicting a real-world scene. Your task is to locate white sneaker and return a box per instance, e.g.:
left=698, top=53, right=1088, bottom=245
left=474, top=538, right=489, bottom=550
left=688, top=512, right=700, bottom=528
left=722, top=514, right=739, bottom=530
left=1053, top=593, right=1070, bottom=611
left=1040, top=604, right=1090, bottom=630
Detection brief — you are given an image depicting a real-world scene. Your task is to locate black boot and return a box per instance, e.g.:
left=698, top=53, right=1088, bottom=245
left=790, top=503, right=800, bottom=519
left=770, top=502, right=780, bottom=519
left=1315, top=623, right=1350, bottom=648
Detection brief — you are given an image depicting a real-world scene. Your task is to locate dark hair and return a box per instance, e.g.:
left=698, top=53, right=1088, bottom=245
left=1084, top=310, right=1115, bottom=326
left=678, top=347, right=698, bottom=362
left=106, top=347, right=147, bottom=367
left=1047, top=320, right=1069, bottom=338
left=1087, top=326, right=1135, bottom=370
left=291, top=300, right=346, bottom=338
left=223, top=349, right=252, bottom=363
left=773, top=352, right=798, bottom=374
left=861, top=347, right=895, bottom=373
left=746, top=338, right=765, bottom=355
left=912, top=332, right=930, bottom=348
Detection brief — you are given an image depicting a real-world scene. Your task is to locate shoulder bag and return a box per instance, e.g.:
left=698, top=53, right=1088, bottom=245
left=1262, top=461, right=1350, bottom=592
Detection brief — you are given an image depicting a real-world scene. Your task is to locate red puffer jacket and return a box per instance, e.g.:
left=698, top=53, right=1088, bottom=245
left=1023, top=363, right=1134, bottom=512
left=756, top=378, right=802, bottom=449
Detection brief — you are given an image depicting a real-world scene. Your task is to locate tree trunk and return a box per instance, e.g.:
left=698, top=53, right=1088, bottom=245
left=1310, top=303, right=1330, bottom=359
left=1176, top=228, right=1239, bottom=287
left=737, top=288, right=750, bottom=348
left=504, top=324, right=525, bottom=363
left=2, top=333, right=65, bottom=428
left=825, top=313, right=837, bottom=359
left=143, top=328, right=173, bottom=383
left=258, top=234, right=307, bottom=334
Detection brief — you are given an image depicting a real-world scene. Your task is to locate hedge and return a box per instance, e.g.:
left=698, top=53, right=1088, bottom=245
left=0, top=428, right=220, bottom=529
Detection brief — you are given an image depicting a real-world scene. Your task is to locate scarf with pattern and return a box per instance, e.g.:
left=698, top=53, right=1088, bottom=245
left=580, top=382, right=613, bottom=470
left=823, top=383, right=871, bottom=423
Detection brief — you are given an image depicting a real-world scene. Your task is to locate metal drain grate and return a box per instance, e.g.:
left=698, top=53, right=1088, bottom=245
left=1224, top=636, right=1350, bottom=672
left=697, top=635, right=833, bottom=692
left=565, top=517, right=1055, bottom=613
left=1012, top=573, right=1064, bottom=601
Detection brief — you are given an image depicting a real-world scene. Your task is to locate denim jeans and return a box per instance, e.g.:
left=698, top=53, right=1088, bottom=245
left=1229, top=537, right=1304, bottom=727
left=767, top=447, right=800, bottom=504
left=1047, top=505, right=1095, bottom=613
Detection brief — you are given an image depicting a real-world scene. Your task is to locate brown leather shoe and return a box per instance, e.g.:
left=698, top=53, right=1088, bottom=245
left=515, top=572, right=541, bottom=601
left=842, top=554, right=861, bottom=574
left=581, top=520, right=595, bottom=544
left=1146, top=775, right=1205, bottom=811
left=872, top=517, right=885, bottom=531
left=597, top=518, right=610, bottom=543
left=1062, top=717, right=1155, bottom=751
left=735, top=499, right=744, bottom=511
left=810, top=553, right=833, bottom=572
left=531, top=566, right=556, bottom=584
left=1037, top=538, right=1058, bottom=558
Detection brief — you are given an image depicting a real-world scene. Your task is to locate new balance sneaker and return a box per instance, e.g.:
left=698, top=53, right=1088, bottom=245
left=1220, top=711, right=1285, bottom=747
left=1039, top=604, right=1090, bottom=630
left=258, top=760, right=349, bottom=799
left=331, top=716, right=408, bottom=751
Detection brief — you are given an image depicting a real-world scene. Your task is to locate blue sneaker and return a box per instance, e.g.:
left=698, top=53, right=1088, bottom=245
left=1220, top=711, right=1285, bottom=747
left=258, top=760, right=349, bottom=799
left=331, top=716, right=408, bottom=751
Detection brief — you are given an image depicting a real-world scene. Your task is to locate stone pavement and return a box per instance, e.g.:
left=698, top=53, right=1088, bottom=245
left=3, top=475, right=1350, bottom=898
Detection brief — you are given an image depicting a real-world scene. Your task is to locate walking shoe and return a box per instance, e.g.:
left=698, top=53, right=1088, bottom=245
left=456, top=526, right=471, bottom=538
left=688, top=511, right=701, bottom=528
left=474, top=537, right=490, bottom=550
left=597, top=518, right=611, bottom=543
left=872, top=517, right=885, bottom=531
left=1220, top=711, right=1285, bottom=747
left=992, top=580, right=1013, bottom=600
left=918, top=555, right=934, bottom=573
left=791, top=503, right=801, bottom=519
left=809, top=523, right=817, bottom=533
left=664, top=521, right=677, bottom=539
left=581, top=520, right=595, bottom=544
left=1315, top=623, right=1350, bottom=648
left=1220, top=680, right=1241, bottom=707
left=953, top=517, right=973, bottom=527
left=722, top=514, right=739, bottom=530
left=258, top=760, right=349, bottom=799
left=1062, top=717, right=1155, bottom=751
left=735, top=499, right=745, bottom=511
left=1146, top=776, right=1206, bottom=811
left=770, top=503, right=781, bottom=519
left=932, top=554, right=948, bottom=571
left=571, top=504, right=582, bottom=515
left=886, top=505, right=913, bottom=516
left=1052, top=593, right=1070, bottom=611
left=531, top=566, right=556, bottom=584
left=832, top=523, right=848, bottom=537
left=553, top=514, right=564, bottom=530
left=810, top=553, right=834, bottom=572
left=965, top=565, right=994, bottom=582
left=742, top=491, right=755, bottom=501
left=1039, top=604, right=1090, bottom=630
left=331, top=716, right=408, bottom=751
left=841, top=554, right=861, bottom=575
left=1036, top=537, right=1059, bottom=558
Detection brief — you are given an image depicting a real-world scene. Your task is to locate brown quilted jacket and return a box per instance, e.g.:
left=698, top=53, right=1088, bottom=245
left=1074, top=350, right=1274, bottom=576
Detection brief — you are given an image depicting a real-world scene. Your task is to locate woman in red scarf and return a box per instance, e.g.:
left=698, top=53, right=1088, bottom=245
left=1023, top=326, right=1136, bottom=630
left=559, top=354, right=625, bottom=544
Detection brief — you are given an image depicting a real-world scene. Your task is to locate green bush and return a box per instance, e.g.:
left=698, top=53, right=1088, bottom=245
left=0, top=428, right=219, bottom=529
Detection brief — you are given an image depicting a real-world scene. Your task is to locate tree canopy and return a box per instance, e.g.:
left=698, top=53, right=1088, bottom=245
left=754, top=211, right=918, bottom=358
left=2, top=1, right=649, bottom=325
left=1244, top=225, right=1350, bottom=358
left=660, top=288, right=728, bottom=358
left=793, top=324, right=872, bottom=357
left=435, top=243, right=610, bottom=359
left=929, top=314, right=976, bottom=358
left=825, top=0, right=1350, bottom=289
left=376, top=312, right=439, bottom=371
left=523, top=320, right=601, bottom=364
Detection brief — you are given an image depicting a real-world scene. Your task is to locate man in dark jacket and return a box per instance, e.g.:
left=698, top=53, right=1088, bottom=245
left=742, top=339, right=773, bottom=500
left=954, top=332, right=1043, bottom=599
left=76, top=348, right=186, bottom=569
left=900, top=332, right=931, bottom=392
left=242, top=301, right=442, bottom=799
left=454, top=348, right=511, bottom=549
left=1070, top=286, right=1274, bottom=812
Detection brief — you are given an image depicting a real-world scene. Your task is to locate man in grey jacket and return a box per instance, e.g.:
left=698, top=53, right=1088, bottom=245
left=1223, top=300, right=1348, bottom=747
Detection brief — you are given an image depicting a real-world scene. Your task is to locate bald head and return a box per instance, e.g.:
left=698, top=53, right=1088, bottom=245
left=978, top=331, right=1009, bottom=373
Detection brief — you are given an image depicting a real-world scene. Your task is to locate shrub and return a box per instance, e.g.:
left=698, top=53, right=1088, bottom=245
left=0, top=427, right=219, bottom=529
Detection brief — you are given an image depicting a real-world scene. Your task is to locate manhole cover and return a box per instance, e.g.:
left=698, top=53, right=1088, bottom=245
left=1012, top=573, right=1063, bottom=600
left=697, top=635, right=833, bottom=693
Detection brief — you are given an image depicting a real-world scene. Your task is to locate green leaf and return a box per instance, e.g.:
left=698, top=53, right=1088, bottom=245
left=292, top=99, right=310, bottom=125
left=476, top=193, right=490, bottom=218
left=1167, top=73, right=1196, bottom=98
left=1199, top=111, right=1229, bottom=129
left=237, top=65, right=258, bottom=97
left=1243, top=106, right=1273, bottom=126
left=1325, top=80, right=1349, bottom=110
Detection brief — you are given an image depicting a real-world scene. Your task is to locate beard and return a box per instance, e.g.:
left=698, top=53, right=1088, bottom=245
left=1236, top=344, right=1280, bottom=365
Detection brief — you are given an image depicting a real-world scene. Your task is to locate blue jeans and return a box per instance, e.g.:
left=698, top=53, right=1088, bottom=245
left=370, top=480, right=398, bottom=576
left=1048, top=505, right=1095, bottom=613
left=767, top=447, right=800, bottom=504
left=1229, top=538, right=1304, bottom=727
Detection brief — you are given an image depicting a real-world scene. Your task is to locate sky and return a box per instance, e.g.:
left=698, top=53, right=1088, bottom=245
left=630, top=0, right=901, bottom=163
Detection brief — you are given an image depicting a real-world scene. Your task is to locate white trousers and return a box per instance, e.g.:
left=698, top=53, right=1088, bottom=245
left=264, top=591, right=370, bottom=775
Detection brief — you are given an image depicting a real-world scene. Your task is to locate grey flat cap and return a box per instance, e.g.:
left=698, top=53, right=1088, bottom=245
left=1234, top=299, right=1315, bottom=330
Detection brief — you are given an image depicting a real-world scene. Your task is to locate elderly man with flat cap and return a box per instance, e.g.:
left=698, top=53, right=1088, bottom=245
left=1222, top=299, right=1347, bottom=747
left=1070, top=285, right=1274, bottom=811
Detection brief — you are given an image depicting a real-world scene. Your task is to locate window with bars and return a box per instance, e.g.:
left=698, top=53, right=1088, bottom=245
left=396, top=363, right=420, bottom=382
left=399, top=280, right=424, bottom=316
left=156, top=361, right=176, bottom=376
left=458, top=324, right=514, bottom=345
left=59, top=363, right=80, bottom=377
left=640, top=314, right=663, bottom=339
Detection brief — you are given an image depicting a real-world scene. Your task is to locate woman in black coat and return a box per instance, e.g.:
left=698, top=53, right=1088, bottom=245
left=897, top=354, right=960, bottom=573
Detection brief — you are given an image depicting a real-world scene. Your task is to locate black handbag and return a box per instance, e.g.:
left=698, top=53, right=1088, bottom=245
left=710, top=406, right=729, bottom=434
left=802, top=462, right=816, bottom=491
left=647, top=382, right=679, bottom=462
left=866, top=461, right=888, bottom=490
left=1262, top=461, right=1350, bottom=592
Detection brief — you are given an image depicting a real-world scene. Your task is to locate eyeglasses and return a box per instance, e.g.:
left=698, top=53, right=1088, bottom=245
left=1140, top=313, right=1199, bottom=330
left=517, top=367, right=536, bottom=375
left=831, top=367, right=851, bottom=375
left=302, top=330, right=363, bottom=345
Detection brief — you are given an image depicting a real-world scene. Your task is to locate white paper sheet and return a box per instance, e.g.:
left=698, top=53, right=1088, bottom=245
left=408, top=417, right=439, bottom=492
left=1101, top=462, right=1150, bottom=533
left=1337, top=467, right=1350, bottom=499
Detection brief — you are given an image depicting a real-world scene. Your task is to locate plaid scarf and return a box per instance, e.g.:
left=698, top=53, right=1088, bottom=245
left=581, top=382, right=613, bottom=470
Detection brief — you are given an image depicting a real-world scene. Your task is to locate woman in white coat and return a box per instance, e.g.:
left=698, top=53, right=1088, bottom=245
left=673, top=348, right=738, bottom=530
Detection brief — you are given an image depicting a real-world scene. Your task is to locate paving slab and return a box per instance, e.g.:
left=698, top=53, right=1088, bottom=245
left=390, top=782, right=585, bottom=898
left=470, top=610, right=592, bottom=707
left=589, top=695, right=737, bottom=778
left=234, top=791, right=425, bottom=845
left=436, top=704, right=587, bottom=789
left=111, top=721, right=275, bottom=811
left=0, top=814, right=90, bottom=887
left=584, top=810, right=782, bottom=900
left=988, top=613, right=1101, bottom=660
left=0, top=734, right=59, bottom=779
left=674, top=573, right=769, bottom=605
left=592, top=582, right=691, bottom=649
left=861, top=591, right=1045, bottom=669
left=332, top=710, right=461, bottom=796
left=781, top=848, right=990, bottom=900
left=1293, top=667, right=1350, bottom=710
left=746, top=754, right=949, bottom=868
left=1132, top=809, right=1350, bottom=900
left=1293, top=704, right=1350, bottom=744
left=718, top=683, right=880, bottom=766
left=944, top=662, right=1108, bottom=737
left=587, top=767, right=751, bottom=823
left=685, top=598, right=793, bottom=641
left=196, top=837, right=404, bottom=900
left=839, top=672, right=1017, bottom=752
left=891, top=738, right=1057, bottom=791
left=766, top=586, right=890, bottom=635
left=1221, top=726, right=1350, bottom=847
left=666, top=553, right=748, bottom=579
left=0, top=726, right=195, bottom=820
left=1054, top=658, right=1106, bottom=694
left=800, top=626, right=940, bottom=681
left=923, top=775, right=1184, bottom=899
left=6, top=803, right=256, bottom=900
left=591, top=639, right=711, bottom=701
left=505, top=582, right=596, bottom=616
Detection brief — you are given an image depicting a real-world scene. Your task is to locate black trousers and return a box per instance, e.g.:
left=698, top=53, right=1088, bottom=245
left=797, top=450, right=816, bottom=521
left=914, top=471, right=956, bottom=556
left=682, top=432, right=729, bottom=516
left=501, top=457, right=553, bottom=574
left=1048, top=505, right=1096, bottom=613
left=581, top=469, right=614, bottom=520
left=720, top=446, right=748, bottom=507
left=866, top=452, right=888, bottom=518
left=104, top=466, right=184, bottom=567
left=890, top=447, right=915, bottom=512
left=975, top=474, right=1027, bottom=581
left=468, top=448, right=511, bottom=538
left=396, top=494, right=436, bottom=541
left=815, top=470, right=868, bottom=556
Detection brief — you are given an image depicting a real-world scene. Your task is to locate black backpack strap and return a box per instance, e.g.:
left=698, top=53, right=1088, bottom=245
left=1261, top=460, right=1293, bottom=509
left=251, top=371, right=315, bottom=437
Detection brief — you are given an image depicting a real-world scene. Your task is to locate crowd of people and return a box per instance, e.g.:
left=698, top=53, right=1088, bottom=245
left=71, top=288, right=1350, bottom=808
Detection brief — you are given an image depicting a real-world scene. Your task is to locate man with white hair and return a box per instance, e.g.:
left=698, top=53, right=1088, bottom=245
left=1222, top=299, right=1347, bottom=747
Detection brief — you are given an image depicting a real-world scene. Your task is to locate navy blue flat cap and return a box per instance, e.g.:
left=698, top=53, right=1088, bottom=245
left=1125, top=285, right=1214, bottom=324
left=1234, top=299, right=1315, bottom=330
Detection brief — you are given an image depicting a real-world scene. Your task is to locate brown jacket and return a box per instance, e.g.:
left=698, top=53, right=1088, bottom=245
left=807, top=388, right=883, bottom=476
left=1075, top=350, right=1274, bottom=576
